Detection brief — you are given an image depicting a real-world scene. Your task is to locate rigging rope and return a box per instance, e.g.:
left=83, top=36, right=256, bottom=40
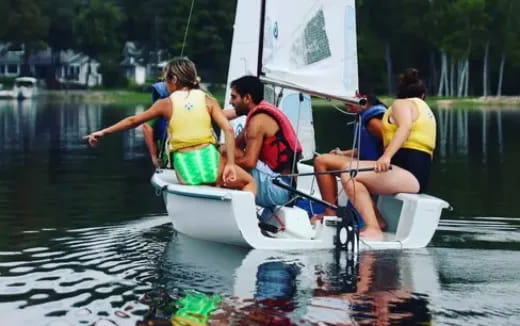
left=291, top=92, right=303, bottom=176
left=180, top=0, right=196, bottom=57
left=344, top=113, right=363, bottom=205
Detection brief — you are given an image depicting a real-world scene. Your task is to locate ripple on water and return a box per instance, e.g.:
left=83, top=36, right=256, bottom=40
left=0, top=251, right=22, bottom=256
left=30, top=293, right=50, bottom=300
left=9, top=266, right=36, bottom=273
left=0, top=216, right=171, bottom=325
left=22, top=247, right=49, bottom=253
left=435, top=217, right=520, bottom=249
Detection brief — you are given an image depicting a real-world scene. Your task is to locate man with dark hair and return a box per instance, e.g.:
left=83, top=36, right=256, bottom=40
left=227, top=75, right=302, bottom=221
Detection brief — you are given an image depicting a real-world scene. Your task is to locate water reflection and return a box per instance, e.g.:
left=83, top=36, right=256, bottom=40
left=0, top=99, right=146, bottom=162
left=0, top=99, right=38, bottom=152
left=429, top=107, right=519, bottom=218
left=436, top=107, right=509, bottom=163
left=122, top=105, right=146, bottom=161
left=434, top=216, right=520, bottom=249
left=156, top=235, right=439, bottom=325
left=1, top=99, right=520, bottom=325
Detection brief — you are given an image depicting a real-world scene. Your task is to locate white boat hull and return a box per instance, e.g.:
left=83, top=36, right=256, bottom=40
left=151, top=164, right=450, bottom=251
left=0, top=77, right=39, bottom=99
left=13, top=86, right=37, bottom=99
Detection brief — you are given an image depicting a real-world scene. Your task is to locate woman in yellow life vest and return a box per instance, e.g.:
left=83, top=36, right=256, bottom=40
left=339, top=68, right=436, bottom=240
left=84, top=57, right=256, bottom=194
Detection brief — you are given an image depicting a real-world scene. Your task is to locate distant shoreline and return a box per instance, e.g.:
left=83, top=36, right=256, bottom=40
left=428, top=96, right=520, bottom=107
left=40, top=90, right=520, bottom=107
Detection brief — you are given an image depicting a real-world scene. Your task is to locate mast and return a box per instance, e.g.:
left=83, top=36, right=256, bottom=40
left=256, top=0, right=266, bottom=77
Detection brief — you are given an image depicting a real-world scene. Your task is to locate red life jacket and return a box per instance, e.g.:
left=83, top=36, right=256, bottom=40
left=245, top=100, right=303, bottom=172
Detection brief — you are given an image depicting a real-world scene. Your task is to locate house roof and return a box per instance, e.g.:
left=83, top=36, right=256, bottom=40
left=0, top=47, right=98, bottom=65
left=121, top=41, right=146, bottom=67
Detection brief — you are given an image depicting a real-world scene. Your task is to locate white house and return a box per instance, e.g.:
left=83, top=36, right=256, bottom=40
left=56, top=50, right=102, bottom=87
left=0, top=44, right=102, bottom=87
left=121, top=42, right=147, bottom=85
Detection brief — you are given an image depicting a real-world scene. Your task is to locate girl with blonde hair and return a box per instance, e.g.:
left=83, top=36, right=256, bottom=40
left=84, top=57, right=256, bottom=194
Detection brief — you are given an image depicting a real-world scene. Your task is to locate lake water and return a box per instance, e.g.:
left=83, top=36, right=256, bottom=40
left=0, top=98, right=519, bottom=325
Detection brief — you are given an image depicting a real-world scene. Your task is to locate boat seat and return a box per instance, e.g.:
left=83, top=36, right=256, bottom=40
left=377, top=193, right=450, bottom=248
left=266, top=206, right=315, bottom=240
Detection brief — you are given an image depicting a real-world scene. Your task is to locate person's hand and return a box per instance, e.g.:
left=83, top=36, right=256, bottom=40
left=83, top=130, right=105, bottom=146
left=375, top=154, right=391, bottom=173
left=329, top=147, right=341, bottom=155
left=151, top=156, right=160, bottom=168
left=222, top=163, right=237, bottom=185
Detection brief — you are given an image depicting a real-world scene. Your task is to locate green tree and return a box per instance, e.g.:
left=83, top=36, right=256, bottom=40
left=0, top=0, right=9, bottom=40
left=3, top=0, right=49, bottom=75
left=42, top=0, right=79, bottom=87
left=76, top=0, right=125, bottom=87
left=357, top=0, right=428, bottom=94
left=489, top=0, right=520, bottom=95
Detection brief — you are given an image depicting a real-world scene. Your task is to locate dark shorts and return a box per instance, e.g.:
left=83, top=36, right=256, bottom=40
left=391, top=148, right=432, bottom=193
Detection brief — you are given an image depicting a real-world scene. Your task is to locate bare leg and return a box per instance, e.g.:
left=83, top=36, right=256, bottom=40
left=312, top=153, right=354, bottom=225
left=314, top=154, right=348, bottom=215
left=217, top=155, right=256, bottom=195
left=340, top=160, right=420, bottom=239
left=374, top=202, right=388, bottom=231
left=343, top=178, right=383, bottom=239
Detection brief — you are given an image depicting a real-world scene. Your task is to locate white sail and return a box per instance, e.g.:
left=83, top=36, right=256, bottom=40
left=261, top=0, right=359, bottom=99
left=223, top=0, right=261, bottom=140
left=224, top=0, right=317, bottom=159
left=224, top=0, right=261, bottom=111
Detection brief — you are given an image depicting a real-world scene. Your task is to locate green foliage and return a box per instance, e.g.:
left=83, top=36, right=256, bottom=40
left=98, top=58, right=128, bottom=88
left=76, top=0, right=126, bottom=59
left=0, top=76, right=15, bottom=88
left=3, top=0, right=49, bottom=46
left=44, top=0, right=78, bottom=52
left=1, top=0, right=519, bottom=94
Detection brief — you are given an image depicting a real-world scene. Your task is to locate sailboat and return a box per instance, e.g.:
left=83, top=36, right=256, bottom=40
left=151, top=0, right=449, bottom=250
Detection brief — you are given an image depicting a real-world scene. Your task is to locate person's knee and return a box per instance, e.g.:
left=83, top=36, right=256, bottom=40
left=342, top=179, right=356, bottom=197
left=314, top=154, right=331, bottom=171
left=238, top=168, right=257, bottom=193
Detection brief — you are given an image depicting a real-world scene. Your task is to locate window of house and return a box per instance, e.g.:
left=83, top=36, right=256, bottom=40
left=65, top=65, right=80, bottom=81
left=0, top=65, right=5, bottom=75
left=7, top=64, right=18, bottom=74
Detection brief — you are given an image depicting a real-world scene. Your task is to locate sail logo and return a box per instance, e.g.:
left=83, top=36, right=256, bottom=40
left=273, top=22, right=278, bottom=39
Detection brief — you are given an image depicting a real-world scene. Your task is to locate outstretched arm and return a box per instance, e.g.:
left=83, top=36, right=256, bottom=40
left=84, top=99, right=171, bottom=146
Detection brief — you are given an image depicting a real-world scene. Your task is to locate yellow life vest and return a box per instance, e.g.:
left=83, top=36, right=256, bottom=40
left=168, top=89, right=215, bottom=151
left=382, top=98, right=436, bottom=156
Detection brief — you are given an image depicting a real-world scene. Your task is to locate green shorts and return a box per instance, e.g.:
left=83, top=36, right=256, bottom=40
left=173, top=144, right=220, bottom=185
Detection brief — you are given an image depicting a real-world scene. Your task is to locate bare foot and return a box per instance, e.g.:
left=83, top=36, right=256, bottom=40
left=376, top=216, right=388, bottom=231
left=310, top=213, right=325, bottom=225
left=360, top=227, right=384, bottom=240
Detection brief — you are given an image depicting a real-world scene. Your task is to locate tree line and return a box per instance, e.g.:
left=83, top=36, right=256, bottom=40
left=0, top=0, right=518, bottom=96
